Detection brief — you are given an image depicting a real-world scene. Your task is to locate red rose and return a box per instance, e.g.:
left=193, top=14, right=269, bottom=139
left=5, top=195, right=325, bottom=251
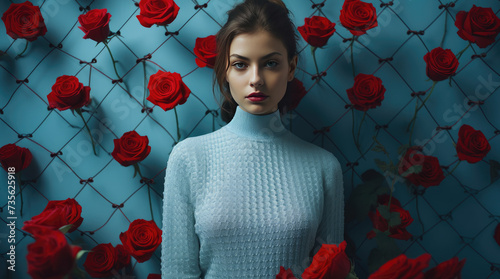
left=147, top=70, right=191, bottom=111
left=398, top=148, right=445, bottom=188
left=297, top=16, right=336, bottom=47
left=147, top=274, right=162, bottom=279
left=367, top=195, right=413, bottom=240
left=119, top=219, right=162, bottom=263
left=495, top=223, right=500, bottom=247
left=22, top=198, right=83, bottom=233
left=456, top=124, right=491, bottom=163
left=78, top=9, right=111, bottom=43
left=27, top=227, right=81, bottom=279
left=0, top=143, right=32, bottom=172
left=137, top=0, right=180, bottom=28
left=423, top=47, right=459, bottom=82
left=302, top=241, right=351, bottom=279
left=455, top=5, right=500, bottom=48
left=114, top=244, right=131, bottom=270
left=276, top=266, right=296, bottom=279
left=47, top=75, right=91, bottom=111
left=194, top=35, right=217, bottom=68
left=283, top=78, right=308, bottom=111
left=347, top=73, right=386, bottom=111
left=83, top=243, right=117, bottom=278
left=369, top=253, right=431, bottom=279
left=112, top=131, right=151, bottom=167
left=424, top=257, right=466, bottom=279
left=1, top=1, right=47, bottom=41
left=339, top=0, right=378, bottom=36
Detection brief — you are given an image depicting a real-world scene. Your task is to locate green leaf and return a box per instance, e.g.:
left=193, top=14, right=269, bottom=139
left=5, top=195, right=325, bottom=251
left=75, top=250, right=90, bottom=261
left=372, top=145, right=385, bottom=152
left=490, top=159, right=500, bottom=183
left=388, top=212, right=402, bottom=227
left=397, top=144, right=410, bottom=155
left=59, top=224, right=73, bottom=234
left=368, top=232, right=402, bottom=273
left=346, top=169, right=390, bottom=222
left=400, top=164, right=422, bottom=177
left=374, top=159, right=388, bottom=172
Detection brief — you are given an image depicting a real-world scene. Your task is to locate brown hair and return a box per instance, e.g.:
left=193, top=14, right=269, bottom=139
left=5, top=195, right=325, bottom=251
left=213, top=0, right=299, bottom=123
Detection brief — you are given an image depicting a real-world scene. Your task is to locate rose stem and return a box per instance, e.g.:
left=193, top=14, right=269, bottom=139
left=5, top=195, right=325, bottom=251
left=350, top=36, right=356, bottom=78
left=311, top=46, right=320, bottom=80
left=174, top=107, right=181, bottom=142
left=407, top=81, right=437, bottom=144
left=455, top=42, right=471, bottom=62
left=148, top=182, right=155, bottom=223
left=351, top=109, right=364, bottom=158
left=446, top=160, right=461, bottom=177
left=76, top=108, right=97, bottom=156
left=15, top=40, right=29, bottom=58
left=440, top=12, right=448, bottom=48
left=143, top=61, right=148, bottom=108
left=104, top=42, right=122, bottom=81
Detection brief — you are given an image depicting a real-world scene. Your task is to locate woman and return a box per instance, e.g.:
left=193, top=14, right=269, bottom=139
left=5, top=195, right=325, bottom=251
left=161, top=0, right=344, bottom=277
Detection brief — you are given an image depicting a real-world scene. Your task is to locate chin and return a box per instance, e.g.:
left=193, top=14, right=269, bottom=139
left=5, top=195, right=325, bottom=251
left=241, top=105, right=277, bottom=115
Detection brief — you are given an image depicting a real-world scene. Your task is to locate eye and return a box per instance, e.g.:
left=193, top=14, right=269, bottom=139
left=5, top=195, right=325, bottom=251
left=265, top=60, right=279, bottom=68
left=232, top=62, right=247, bottom=70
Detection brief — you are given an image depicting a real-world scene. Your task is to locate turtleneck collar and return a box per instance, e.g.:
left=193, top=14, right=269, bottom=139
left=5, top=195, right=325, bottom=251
left=224, top=106, right=288, bottom=140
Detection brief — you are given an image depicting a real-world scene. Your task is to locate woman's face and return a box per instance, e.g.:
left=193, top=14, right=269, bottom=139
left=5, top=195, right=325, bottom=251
left=226, top=30, right=297, bottom=115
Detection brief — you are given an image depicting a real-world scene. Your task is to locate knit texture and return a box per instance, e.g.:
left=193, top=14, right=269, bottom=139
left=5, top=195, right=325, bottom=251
left=161, top=106, right=344, bottom=278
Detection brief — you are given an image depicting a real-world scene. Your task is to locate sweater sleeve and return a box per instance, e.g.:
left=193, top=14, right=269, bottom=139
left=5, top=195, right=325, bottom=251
left=161, top=142, right=202, bottom=278
left=312, top=154, right=345, bottom=254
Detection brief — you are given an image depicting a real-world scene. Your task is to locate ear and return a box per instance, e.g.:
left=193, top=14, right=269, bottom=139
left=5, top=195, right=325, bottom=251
left=287, top=55, right=298, bottom=82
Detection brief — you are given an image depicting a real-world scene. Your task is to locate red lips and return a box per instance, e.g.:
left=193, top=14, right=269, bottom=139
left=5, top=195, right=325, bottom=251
left=246, top=92, right=268, bottom=102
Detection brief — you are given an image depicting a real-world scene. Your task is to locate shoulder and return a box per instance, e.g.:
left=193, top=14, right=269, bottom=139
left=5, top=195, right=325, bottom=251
left=287, top=132, right=342, bottom=171
left=167, top=128, right=226, bottom=163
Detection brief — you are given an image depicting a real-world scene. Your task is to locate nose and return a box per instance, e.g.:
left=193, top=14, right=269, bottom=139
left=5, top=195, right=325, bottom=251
left=249, top=65, right=263, bottom=88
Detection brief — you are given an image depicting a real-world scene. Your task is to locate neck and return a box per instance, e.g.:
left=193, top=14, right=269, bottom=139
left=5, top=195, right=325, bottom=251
left=224, top=106, right=288, bottom=140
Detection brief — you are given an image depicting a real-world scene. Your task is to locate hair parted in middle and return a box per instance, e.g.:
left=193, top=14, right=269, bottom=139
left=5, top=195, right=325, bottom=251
left=213, top=0, right=299, bottom=123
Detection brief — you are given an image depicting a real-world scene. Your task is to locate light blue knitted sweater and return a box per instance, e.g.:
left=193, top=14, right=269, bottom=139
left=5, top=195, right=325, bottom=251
left=161, top=106, right=344, bottom=278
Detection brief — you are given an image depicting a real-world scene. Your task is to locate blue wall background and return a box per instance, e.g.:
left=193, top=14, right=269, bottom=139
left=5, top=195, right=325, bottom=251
left=1, top=0, right=499, bottom=278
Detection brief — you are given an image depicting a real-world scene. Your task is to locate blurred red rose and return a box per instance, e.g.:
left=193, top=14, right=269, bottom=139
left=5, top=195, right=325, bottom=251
left=339, top=0, right=378, bottom=36
left=367, top=194, right=413, bottom=240
left=83, top=243, right=117, bottom=278
left=194, top=35, right=217, bottom=68
left=0, top=143, right=32, bottom=172
left=115, top=244, right=131, bottom=270
left=137, top=0, right=179, bottom=28
left=424, top=257, right=466, bottom=279
left=495, top=223, right=500, bottom=247
left=147, top=70, right=191, bottom=111
left=22, top=198, right=83, bottom=233
left=78, top=9, right=111, bottom=43
left=112, top=131, right=151, bottom=167
left=423, top=47, right=459, bottom=82
left=398, top=148, right=445, bottom=188
left=369, top=253, right=431, bottom=279
left=47, top=75, right=91, bottom=111
left=298, top=16, right=336, bottom=47
left=456, top=124, right=491, bottom=163
left=455, top=5, right=500, bottom=48
left=276, top=266, right=296, bottom=279
left=147, top=274, right=162, bottom=279
left=120, top=219, right=162, bottom=263
left=27, top=227, right=81, bottom=279
left=1, top=1, right=47, bottom=41
left=302, top=241, right=351, bottom=279
left=347, top=73, right=385, bottom=111
left=282, top=78, right=307, bottom=111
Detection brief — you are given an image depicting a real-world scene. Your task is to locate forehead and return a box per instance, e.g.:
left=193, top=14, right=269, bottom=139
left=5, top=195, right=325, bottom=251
left=229, top=31, right=288, bottom=58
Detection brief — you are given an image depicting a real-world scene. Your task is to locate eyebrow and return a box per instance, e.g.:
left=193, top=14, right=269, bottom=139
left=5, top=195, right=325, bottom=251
left=229, top=52, right=283, bottom=61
